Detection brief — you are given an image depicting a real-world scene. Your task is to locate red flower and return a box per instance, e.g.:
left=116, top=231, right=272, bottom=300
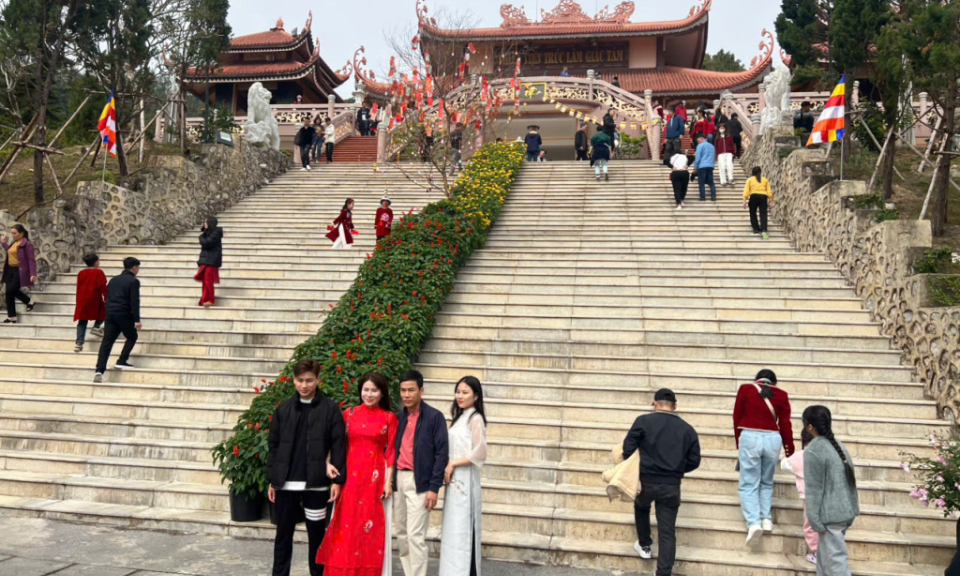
left=336, top=365, right=342, bottom=373
left=268, top=416, right=273, bottom=422
left=261, top=379, right=267, bottom=384
left=340, top=400, right=346, bottom=408
left=421, top=295, right=426, bottom=301
left=254, top=387, right=260, bottom=393
left=332, top=351, right=337, bottom=359
left=413, top=291, right=417, bottom=297
left=232, top=446, right=240, bottom=456
left=378, top=357, right=384, bottom=366
left=255, top=423, right=260, bottom=430
left=419, top=270, right=424, bottom=276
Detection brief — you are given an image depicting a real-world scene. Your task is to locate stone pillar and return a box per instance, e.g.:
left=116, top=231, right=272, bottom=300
left=722, top=92, right=735, bottom=119
left=758, top=85, right=766, bottom=115
left=713, top=99, right=721, bottom=113
left=751, top=113, right=761, bottom=132
left=587, top=69, right=595, bottom=101
left=645, top=89, right=660, bottom=162
left=327, top=95, right=335, bottom=119
left=377, top=120, right=388, bottom=164
left=852, top=80, right=860, bottom=108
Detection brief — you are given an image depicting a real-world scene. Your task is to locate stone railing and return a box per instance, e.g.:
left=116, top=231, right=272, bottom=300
left=0, top=141, right=288, bottom=292
left=743, top=125, right=960, bottom=423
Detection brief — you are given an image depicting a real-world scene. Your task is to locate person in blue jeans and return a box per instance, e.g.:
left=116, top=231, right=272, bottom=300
left=693, top=135, right=717, bottom=201
left=733, top=369, right=795, bottom=544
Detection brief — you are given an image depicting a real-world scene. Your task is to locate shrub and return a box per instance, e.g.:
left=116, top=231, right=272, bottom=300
left=914, top=248, right=955, bottom=275
left=904, top=433, right=960, bottom=517
left=929, top=276, right=960, bottom=307
left=211, top=141, right=525, bottom=497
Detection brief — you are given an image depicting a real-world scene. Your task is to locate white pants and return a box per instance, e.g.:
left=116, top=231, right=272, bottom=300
left=718, top=153, right=734, bottom=185
left=331, top=224, right=351, bottom=250
left=395, top=471, right=430, bottom=576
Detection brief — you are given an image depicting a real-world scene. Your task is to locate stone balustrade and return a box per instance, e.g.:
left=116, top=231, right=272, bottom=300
left=743, top=125, right=960, bottom=422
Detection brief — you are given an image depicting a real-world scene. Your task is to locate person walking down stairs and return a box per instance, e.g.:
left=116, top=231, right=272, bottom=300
left=94, top=257, right=142, bottom=383
left=1, top=223, right=37, bottom=324
left=714, top=124, right=736, bottom=187
left=73, top=253, right=107, bottom=352
left=324, top=118, right=336, bottom=163
left=295, top=121, right=316, bottom=171
left=327, top=199, right=356, bottom=250
left=195, top=217, right=222, bottom=307
left=575, top=124, right=588, bottom=161
left=591, top=127, right=612, bottom=182
left=733, top=369, right=794, bottom=545
left=743, top=167, right=773, bottom=240
left=801, top=405, right=860, bottom=576
left=623, top=389, right=701, bottom=576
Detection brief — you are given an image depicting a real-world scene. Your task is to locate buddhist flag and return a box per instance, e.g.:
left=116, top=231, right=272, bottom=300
left=808, top=76, right=845, bottom=146
left=97, top=92, right=118, bottom=158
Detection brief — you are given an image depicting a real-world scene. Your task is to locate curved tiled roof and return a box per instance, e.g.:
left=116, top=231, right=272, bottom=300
left=230, top=29, right=297, bottom=49
left=420, top=0, right=711, bottom=41
left=598, top=63, right=770, bottom=97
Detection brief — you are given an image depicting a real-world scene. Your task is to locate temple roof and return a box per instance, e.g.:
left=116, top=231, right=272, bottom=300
left=419, top=0, right=712, bottom=41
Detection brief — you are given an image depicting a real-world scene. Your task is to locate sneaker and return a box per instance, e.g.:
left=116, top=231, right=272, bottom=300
left=91, top=327, right=104, bottom=338
left=806, top=553, right=817, bottom=564
left=753, top=231, right=761, bottom=235
left=675, top=204, right=682, bottom=210
left=605, top=173, right=609, bottom=182
left=761, top=519, right=773, bottom=532
left=306, top=165, right=312, bottom=170
left=633, top=541, right=652, bottom=559
left=595, top=175, right=600, bottom=181
left=300, top=167, right=307, bottom=171
left=761, top=232, right=770, bottom=240
left=115, top=361, right=135, bottom=370
left=746, top=524, right=763, bottom=544
left=74, top=343, right=83, bottom=353
left=93, top=373, right=103, bottom=383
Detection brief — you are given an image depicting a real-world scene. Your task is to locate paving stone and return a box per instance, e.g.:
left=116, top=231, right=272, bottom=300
left=0, top=557, right=70, bottom=576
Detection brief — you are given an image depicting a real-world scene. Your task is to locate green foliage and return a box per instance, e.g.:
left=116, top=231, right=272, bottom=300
left=211, top=142, right=526, bottom=496
left=829, top=0, right=891, bottom=79
left=913, top=248, right=955, bottom=274
left=775, top=0, right=834, bottom=86
left=853, top=194, right=885, bottom=210
left=614, top=133, right=646, bottom=160
left=852, top=101, right=887, bottom=152
left=778, top=147, right=799, bottom=159
left=874, top=207, right=899, bottom=223
left=929, top=276, right=960, bottom=307
left=702, top=50, right=746, bottom=73
left=197, top=105, right=239, bottom=143
left=904, top=434, right=960, bottom=516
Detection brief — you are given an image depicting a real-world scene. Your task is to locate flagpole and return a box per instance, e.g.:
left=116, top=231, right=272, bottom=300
left=102, top=141, right=108, bottom=183
left=840, top=136, right=844, bottom=182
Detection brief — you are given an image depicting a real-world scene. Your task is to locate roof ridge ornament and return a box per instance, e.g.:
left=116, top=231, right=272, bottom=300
left=687, top=0, right=712, bottom=18
left=273, top=17, right=284, bottom=31
left=749, top=28, right=775, bottom=70
left=594, top=1, right=635, bottom=24
left=540, top=0, right=592, bottom=24
left=499, top=0, right=636, bottom=28
left=500, top=4, right=531, bottom=28
left=304, top=11, right=313, bottom=34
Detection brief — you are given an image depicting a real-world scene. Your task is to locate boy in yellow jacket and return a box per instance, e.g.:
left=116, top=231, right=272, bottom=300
left=743, top=166, right=773, bottom=239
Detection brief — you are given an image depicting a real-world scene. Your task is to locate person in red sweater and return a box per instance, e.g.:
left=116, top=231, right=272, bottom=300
left=692, top=109, right=716, bottom=144
left=73, top=253, right=107, bottom=352
left=714, top=123, right=736, bottom=187
left=733, top=368, right=794, bottom=544
left=375, top=197, right=393, bottom=243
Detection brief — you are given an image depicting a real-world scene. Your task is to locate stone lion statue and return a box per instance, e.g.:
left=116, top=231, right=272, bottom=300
left=245, top=82, right=280, bottom=151
left=760, top=66, right=792, bottom=136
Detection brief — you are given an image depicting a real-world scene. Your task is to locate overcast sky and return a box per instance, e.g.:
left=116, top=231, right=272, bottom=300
left=227, top=0, right=783, bottom=96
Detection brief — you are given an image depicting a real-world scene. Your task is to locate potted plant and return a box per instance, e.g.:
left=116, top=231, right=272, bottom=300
left=904, top=433, right=960, bottom=572
left=211, top=403, right=273, bottom=522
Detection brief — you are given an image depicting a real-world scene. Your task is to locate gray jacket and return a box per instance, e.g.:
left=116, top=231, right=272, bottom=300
left=803, top=436, right=860, bottom=532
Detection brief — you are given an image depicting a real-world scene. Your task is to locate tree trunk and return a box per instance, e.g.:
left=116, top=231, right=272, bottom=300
left=881, top=91, right=899, bottom=200
left=32, top=115, right=46, bottom=205
left=842, top=70, right=853, bottom=162
left=929, top=96, right=956, bottom=237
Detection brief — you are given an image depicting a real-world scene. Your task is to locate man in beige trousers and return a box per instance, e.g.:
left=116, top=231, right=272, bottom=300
left=393, top=370, right=449, bottom=576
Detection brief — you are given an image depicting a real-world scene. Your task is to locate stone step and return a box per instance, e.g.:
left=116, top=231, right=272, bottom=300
left=0, top=497, right=939, bottom=576
left=0, top=393, right=245, bottom=425
left=14, top=312, right=322, bottom=333
left=28, top=303, right=326, bottom=322
left=445, top=292, right=866, bottom=311
left=0, top=324, right=306, bottom=348
left=15, top=337, right=294, bottom=360
left=0, top=349, right=284, bottom=378
left=0, top=362, right=272, bottom=388
left=0, top=412, right=231, bottom=443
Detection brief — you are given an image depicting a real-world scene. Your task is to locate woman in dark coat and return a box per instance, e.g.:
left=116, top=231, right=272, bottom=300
left=195, top=217, right=222, bottom=307
left=1, top=223, right=37, bottom=323
left=326, top=199, right=356, bottom=249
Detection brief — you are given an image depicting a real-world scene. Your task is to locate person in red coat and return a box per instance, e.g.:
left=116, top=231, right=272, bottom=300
left=692, top=109, right=716, bottom=144
left=714, top=123, right=737, bottom=187
left=375, top=197, right=393, bottom=243
left=327, top=198, right=356, bottom=249
left=74, top=253, right=107, bottom=352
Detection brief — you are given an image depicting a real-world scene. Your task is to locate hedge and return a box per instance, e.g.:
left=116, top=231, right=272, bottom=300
left=212, top=142, right=525, bottom=497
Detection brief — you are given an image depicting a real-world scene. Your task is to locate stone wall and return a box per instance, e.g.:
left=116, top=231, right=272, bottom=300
left=1, top=141, right=288, bottom=289
left=747, top=126, right=960, bottom=422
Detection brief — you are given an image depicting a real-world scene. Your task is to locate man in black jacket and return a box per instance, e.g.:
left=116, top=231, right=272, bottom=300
left=623, top=388, right=701, bottom=576
left=728, top=113, right=744, bottom=158
left=575, top=124, right=588, bottom=161
left=294, top=120, right=316, bottom=171
left=393, top=370, right=448, bottom=576
left=94, top=257, right=141, bottom=382
left=268, top=359, right=346, bottom=576
left=357, top=103, right=371, bottom=136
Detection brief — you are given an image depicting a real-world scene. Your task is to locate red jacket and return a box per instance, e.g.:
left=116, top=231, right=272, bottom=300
left=375, top=207, right=393, bottom=238
left=693, top=119, right=716, bottom=137
left=326, top=209, right=355, bottom=245
left=733, top=382, right=795, bottom=456
left=715, top=135, right=735, bottom=155
left=74, top=268, right=107, bottom=322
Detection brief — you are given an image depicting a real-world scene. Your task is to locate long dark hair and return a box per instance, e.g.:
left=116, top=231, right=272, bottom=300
left=755, top=368, right=778, bottom=400
left=11, top=223, right=28, bottom=240
left=202, top=216, right=219, bottom=236
left=341, top=198, right=354, bottom=212
left=752, top=166, right=762, bottom=183
left=359, top=372, right=392, bottom=412
left=803, top=405, right=857, bottom=488
left=451, top=375, right=487, bottom=426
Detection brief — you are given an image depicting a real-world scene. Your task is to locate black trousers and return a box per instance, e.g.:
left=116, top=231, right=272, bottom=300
left=576, top=148, right=588, bottom=161
left=3, top=267, right=30, bottom=318
left=671, top=171, right=689, bottom=205
left=273, top=490, right=328, bottom=576
left=300, top=145, right=312, bottom=168
left=95, top=315, right=138, bottom=374
left=733, top=135, right=743, bottom=158
left=749, top=194, right=769, bottom=232
left=359, top=120, right=370, bottom=136
left=325, top=142, right=334, bottom=163
left=635, top=482, right=682, bottom=576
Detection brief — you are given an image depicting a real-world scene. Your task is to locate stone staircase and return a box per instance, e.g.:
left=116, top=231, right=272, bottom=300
left=332, top=136, right=379, bottom=163
left=0, top=164, right=434, bottom=531
left=414, top=161, right=951, bottom=575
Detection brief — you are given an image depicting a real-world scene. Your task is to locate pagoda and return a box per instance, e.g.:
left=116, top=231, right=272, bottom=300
left=418, top=0, right=773, bottom=101
left=177, top=12, right=350, bottom=114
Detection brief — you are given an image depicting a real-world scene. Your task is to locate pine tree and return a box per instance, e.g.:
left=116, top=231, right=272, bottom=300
left=774, top=0, right=833, bottom=86
left=702, top=50, right=745, bottom=73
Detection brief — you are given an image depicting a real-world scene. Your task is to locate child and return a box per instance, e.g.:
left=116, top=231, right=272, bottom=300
left=74, top=253, right=107, bottom=352
left=782, top=428, right=817, bottom=564
left=375, top=197, right=393, bottom=243
left=268, top=359, right=346, bottom=576
left=326, top=198, right=356, bottom=250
